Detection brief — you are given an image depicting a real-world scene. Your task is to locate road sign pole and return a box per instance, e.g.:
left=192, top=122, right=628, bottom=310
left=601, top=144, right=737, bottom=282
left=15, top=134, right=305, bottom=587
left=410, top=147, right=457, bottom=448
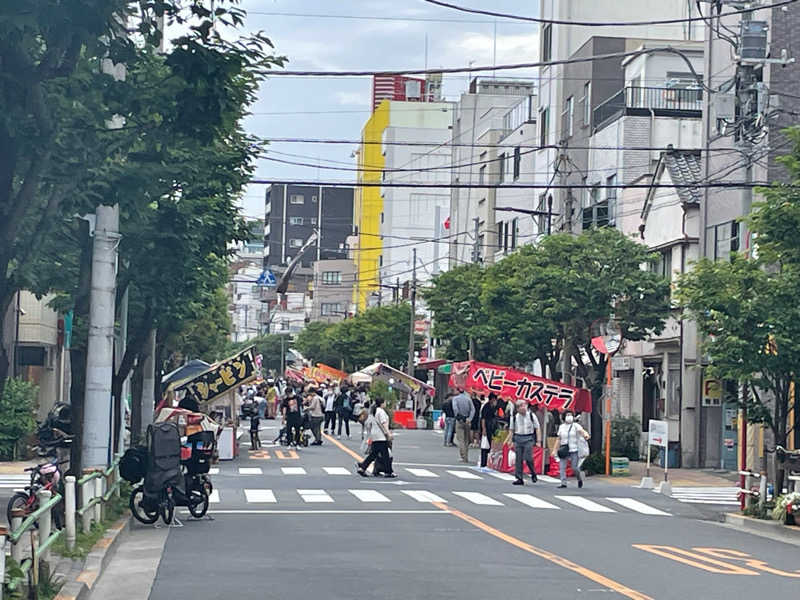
left=604, top=357, right=612, bottom=476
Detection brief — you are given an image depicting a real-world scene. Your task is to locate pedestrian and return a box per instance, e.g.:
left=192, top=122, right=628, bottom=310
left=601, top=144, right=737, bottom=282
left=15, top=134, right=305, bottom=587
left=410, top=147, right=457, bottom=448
left=510, top=400, right=541, bottom=485
left=304, top=389, right=325, bottom=445
left=452, top=388, right=475, bottom=463
left=441, top=393, right=456, bottom=447
left=255, top=385, right=267, bottom=419
left=266, top=380, right=278, bottom=419
left=336, top=385, right=353, bottom=439
left=356, top=397, right=396, bottom=478
left=480, top=393, right=499, bottom=468
left=282, top=390, right=303, bottom=447
left=323, top=385, right=337, bottom=434
left=249, top=411, right=261, bottom=450
left=554, top=411, right=589, bottom=489
left=470, top=394, right=482, bottom=447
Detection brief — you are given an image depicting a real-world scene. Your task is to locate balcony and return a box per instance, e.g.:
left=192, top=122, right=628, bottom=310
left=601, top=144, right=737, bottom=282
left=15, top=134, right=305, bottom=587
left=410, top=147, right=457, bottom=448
left=593, top=86, right=702, bottom=131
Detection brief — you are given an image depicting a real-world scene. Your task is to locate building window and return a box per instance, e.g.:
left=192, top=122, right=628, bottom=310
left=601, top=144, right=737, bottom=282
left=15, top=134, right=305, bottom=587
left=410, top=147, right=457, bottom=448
left=498, top=153, right=505, bottom=183
left=706, top=221, right=740, bottom=261
left=281, top=319, right=290, bottom=331
left=497, top=221, right=506, bottom=253
left=289, top=194, right=304, bottom=205
left=562, top=96, right=573, bottom=138
left=606, top=174, right=617, bottom=225
left=539, top=108, right=549, bottom=148
left=651, top=247, right=673, bottom=280
left=542, top=23, right=552, bottom=63
left=321, top=302, right=342, bottom=316
left=513, top=146, right=521, bottom=180
left=289, top=238, right=304, bottom=248
left=479, top=164, right=486, bottom=186
left=322, top=271, right=342, bottom=285
left=289, top=216, right=304, bottom=226
left=582, top=185, right=611, bottom=230
left=510, top=218, right=518, bottom=249
left=582, top=82, right=591, bottom=125
left=310, top=217, right=318, bottom=225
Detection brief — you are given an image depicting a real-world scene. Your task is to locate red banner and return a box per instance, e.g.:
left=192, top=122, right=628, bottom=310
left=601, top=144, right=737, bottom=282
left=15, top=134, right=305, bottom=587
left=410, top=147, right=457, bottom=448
left=449, top=360, right=592, bottom=413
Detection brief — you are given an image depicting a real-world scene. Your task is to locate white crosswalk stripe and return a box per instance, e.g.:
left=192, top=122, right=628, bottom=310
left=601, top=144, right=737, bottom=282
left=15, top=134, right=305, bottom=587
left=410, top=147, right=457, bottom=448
left=405, top=468, right=438, bottom=478
left=504, top=493, right=561, bottom=510
left=402, top=490, right=447, bottom=503
left=0, top=475, right=29, bottom=490
left=349, top=489, right=391, bottom=503
left=323, top=467, right=351, bottom=475
left=452, top=491, right=503, bottom=506
left=208, top=468, right=219, bottom=475
left=208, top=490, right=220, bottom=504
left=555, top=496, right=616, bottom=513
left=669, top=487, right=741, bottom=505
left=281, top=467, right=307, bottom=475
left=238, top=467, right=263, bottom=475
left=447, top=470, right=482, bottom=480
left=606, top=497, right=670, bottom=516
left=487, top=472, right=517, bottom=481
left=298, top=489, right=334, bottom=503
left=537, top=475, right=561, bottom=484
left=244, top=489, right=276, bottom=503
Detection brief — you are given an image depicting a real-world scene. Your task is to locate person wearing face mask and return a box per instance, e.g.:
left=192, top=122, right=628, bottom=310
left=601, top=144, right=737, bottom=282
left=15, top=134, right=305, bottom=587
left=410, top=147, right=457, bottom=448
left=554, top=411, right=590, bottom=489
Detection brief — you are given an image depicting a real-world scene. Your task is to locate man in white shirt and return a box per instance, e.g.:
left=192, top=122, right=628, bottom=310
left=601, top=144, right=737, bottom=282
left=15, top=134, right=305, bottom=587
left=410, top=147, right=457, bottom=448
left=510, top=400, right=541, bottom=485
left=323, top=385, right=337, bottom=434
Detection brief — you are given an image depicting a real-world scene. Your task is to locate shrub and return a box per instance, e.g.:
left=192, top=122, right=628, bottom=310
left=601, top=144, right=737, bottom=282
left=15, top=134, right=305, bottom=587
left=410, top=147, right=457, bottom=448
left=611, top=414, right=641, bottom=461
left=581, top=452, right=605, bottom=476
left=0, top=378, right=38, bottom=460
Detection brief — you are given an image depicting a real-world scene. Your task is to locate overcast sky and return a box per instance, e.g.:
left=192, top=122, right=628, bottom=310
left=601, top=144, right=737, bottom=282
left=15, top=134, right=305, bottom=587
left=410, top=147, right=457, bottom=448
left=236, top=0, right=540, bottom=218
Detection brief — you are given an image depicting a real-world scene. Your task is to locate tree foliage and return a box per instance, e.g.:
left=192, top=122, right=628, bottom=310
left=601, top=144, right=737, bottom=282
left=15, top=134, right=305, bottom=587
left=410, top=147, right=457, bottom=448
left=162, top=286, right=233, bottom=368
left=0, top=378, right=38, bottom=460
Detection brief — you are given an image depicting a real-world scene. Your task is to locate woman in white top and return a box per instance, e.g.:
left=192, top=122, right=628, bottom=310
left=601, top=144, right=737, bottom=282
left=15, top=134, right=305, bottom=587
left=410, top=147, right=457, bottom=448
left=553, top=411, right=590, bottom=489
left=356, top=397, right=396, bottom=478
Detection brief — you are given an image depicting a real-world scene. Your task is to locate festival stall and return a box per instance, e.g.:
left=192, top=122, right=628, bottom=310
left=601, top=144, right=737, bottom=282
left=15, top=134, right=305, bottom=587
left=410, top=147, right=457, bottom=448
left=171, top=347, right=260, bottom=459
left=349, top=362, right=435, bottom=428
left=449, top=360, right=592, bottom=476
left=302, top=363, right=348, bottom=385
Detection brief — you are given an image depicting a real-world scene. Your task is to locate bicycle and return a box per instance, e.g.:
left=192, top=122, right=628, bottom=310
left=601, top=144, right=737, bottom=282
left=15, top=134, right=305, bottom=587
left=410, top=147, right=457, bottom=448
left=6, top=459, right=69, bottom=530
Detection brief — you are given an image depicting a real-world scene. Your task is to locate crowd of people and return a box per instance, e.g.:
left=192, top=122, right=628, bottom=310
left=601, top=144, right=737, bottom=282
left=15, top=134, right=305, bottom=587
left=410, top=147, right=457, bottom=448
left=441, top=389, right=589, bottom=489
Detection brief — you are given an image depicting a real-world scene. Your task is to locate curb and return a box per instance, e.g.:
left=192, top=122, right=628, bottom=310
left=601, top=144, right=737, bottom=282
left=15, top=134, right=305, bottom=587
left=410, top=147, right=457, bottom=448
left=723, top=512, right=800, bottom=544
left=53, top=516, right=130, bottom=600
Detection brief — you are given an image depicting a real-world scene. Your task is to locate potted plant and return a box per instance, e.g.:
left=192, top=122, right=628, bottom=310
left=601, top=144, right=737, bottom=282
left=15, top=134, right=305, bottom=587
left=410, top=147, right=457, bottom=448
left=771, top=492, right=800, bottom=525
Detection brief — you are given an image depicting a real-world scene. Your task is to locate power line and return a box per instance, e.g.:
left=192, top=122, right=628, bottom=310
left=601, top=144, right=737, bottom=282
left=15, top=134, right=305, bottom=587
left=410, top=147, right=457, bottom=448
left=245, top=9, right=515, bottom=25
left=422, top=0, right=798, bottom=27
left=250, top=179, right=780, bottom=190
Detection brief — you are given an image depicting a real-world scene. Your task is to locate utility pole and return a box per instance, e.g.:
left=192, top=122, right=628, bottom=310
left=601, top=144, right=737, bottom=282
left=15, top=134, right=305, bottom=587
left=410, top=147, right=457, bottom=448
left=433, top=205, right=441, bottom=275
left=407, top=248, right=417, bottom=377
left=470, top=217, right=481, bottom=263
left=395, top=277, right=400, bottom=305
left=82, top=205, right=120, bottom=469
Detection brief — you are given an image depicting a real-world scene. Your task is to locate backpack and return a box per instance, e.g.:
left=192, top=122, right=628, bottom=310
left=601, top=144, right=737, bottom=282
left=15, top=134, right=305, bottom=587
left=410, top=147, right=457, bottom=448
left=120, top=446, right=148, bottom=483
left=144, top=422, right=181, bottom=494
left=340, top=392, right=352, bottom=411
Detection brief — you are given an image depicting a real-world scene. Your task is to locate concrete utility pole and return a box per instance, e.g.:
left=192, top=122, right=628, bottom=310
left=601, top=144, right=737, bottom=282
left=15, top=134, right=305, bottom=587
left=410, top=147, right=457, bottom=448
left=141, top=329, right=157, bottom=434
left=470, top=217, right=481, bottom=263
left=82, top=205, right=120, bottom=469
left=407, top=248, right=417, bottom=377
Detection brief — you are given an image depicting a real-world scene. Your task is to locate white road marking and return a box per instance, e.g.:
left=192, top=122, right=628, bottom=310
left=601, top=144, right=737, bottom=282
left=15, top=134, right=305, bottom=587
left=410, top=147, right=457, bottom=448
left=669, top=487, right=741, bottom=505
left=605, top=497, right=670, bottom=516
left=555, top=496, right=616, bottom=513
left=452, top=492, right=503, bottom=506
left=238, top=467, right=262, bottom=475
left=349, top=489, right=391, bottom=503
left=184, top=509, right=444, bottom=515
left=244, top=489, right=277, bottom=503
left=402, top=490, right=447, bottom=503
left=488, top=472, right=517, bottom=481
left=208, top=468, right=219, bottom=475
left=298, top=489, right=334, bottom=503
left=405, top=468, right=438, bottom=478
left=208, top=490, right=220, bottom=504
left=282, top=467, right=307, bottom=475
left=504, top=493, right=561, bottom=510
left=323, top=467, right=351, bottom=475
left=537, top=475, right=561, bottom=484
left=447, top=470, right=482, bottom=480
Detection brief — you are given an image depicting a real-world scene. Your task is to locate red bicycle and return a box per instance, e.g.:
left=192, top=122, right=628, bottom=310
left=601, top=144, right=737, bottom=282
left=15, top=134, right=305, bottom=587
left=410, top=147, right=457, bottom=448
left=6, top=460, right=68, bottom=530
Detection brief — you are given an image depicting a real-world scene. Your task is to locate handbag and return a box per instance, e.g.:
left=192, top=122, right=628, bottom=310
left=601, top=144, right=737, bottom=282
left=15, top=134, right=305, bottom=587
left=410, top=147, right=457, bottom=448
left=480, top=435, right=490, bottom=450
left=557, top=424, right=573, bottom=458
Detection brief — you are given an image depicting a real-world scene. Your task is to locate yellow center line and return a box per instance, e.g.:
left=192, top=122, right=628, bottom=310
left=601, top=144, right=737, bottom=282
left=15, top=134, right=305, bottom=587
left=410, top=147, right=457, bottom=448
left=324, top=431, right=652, bottom=599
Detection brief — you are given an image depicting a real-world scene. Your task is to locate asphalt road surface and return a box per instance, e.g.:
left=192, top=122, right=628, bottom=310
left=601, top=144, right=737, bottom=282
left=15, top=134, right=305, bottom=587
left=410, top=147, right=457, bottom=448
left=136, top=425, right=800, bottom=600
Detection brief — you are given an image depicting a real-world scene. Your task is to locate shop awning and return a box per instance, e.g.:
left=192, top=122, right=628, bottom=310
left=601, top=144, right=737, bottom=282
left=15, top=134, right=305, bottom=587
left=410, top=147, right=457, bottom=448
left=417, top=359, right=449, bottom=371
left=350, top=362, right=435, bottom=397
left=448, top=360, right=591, bottom=413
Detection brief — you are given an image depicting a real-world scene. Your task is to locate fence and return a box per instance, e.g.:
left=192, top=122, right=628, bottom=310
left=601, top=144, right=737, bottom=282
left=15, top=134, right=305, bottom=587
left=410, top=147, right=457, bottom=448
left=0, top=456, right=121, bottom=598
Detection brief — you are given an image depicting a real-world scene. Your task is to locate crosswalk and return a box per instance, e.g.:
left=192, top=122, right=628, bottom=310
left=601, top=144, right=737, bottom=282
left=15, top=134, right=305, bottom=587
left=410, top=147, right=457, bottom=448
left=0, top=475, right=29, bottom=491
left=203, top=487, right=671, bottom=515
left=669, top=487, right=741, bottom=505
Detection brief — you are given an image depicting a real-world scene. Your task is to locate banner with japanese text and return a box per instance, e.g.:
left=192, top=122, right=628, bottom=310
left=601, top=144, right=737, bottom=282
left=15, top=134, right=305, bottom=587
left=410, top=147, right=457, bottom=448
left=175, top=347, right=258, bottom=405
left=449, top=360, right=592, bottom=413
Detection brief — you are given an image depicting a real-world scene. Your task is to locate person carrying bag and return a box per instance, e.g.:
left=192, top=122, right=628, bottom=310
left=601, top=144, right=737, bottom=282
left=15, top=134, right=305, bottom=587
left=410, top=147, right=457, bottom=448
left=356, top=397, right=396, bottom=478
left=553, top=411, right=590, bottom=489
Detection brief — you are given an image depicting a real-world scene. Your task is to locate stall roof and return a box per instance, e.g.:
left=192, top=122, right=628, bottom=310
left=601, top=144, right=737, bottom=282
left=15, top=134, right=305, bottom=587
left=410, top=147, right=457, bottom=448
left=350, top=362, right=435, bottom=397
left=417, top=359, right=449, bottom=371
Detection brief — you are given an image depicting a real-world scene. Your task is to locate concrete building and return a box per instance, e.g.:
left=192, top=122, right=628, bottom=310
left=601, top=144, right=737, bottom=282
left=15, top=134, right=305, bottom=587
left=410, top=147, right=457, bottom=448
left=353, top=100, right=453, bottom=310
left=536, top=1, right=703, bottom=234
left=310, top=259, right=356, bottom=323
left=449, top=78, right=535, bottom=266
left=229, top=262, right=264, bottom=343
left=264, top=184, right=354, bottom=271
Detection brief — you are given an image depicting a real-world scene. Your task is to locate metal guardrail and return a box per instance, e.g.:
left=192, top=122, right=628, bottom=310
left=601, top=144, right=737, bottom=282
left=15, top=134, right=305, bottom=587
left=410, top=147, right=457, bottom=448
left=0, top=455, right=121, bottom=598
left=592, top=86, right=703, bottom=130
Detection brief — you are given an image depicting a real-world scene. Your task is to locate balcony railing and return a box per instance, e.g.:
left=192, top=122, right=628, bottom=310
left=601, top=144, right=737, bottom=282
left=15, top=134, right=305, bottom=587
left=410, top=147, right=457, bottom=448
left=593, top=86, right=702, bottom=130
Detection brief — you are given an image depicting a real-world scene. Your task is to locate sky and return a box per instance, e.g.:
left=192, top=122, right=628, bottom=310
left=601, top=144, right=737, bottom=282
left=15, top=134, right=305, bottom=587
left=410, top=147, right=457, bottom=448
left=235, top=0, right=541, bottom=219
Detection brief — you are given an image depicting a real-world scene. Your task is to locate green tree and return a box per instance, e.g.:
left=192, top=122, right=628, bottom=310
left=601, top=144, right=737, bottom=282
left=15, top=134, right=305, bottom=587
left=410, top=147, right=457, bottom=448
left=294, top=321, right=340, bottom=368
left=162, top=286, right=233, bottom=367
left=0, top=378, right=38, bottom=460
left=678, top=129, right=800, bottom=488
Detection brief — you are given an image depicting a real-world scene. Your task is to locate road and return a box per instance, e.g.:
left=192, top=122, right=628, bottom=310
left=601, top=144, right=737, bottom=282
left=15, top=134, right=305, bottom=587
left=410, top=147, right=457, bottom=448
left=124, top=424, right=800, bottom=600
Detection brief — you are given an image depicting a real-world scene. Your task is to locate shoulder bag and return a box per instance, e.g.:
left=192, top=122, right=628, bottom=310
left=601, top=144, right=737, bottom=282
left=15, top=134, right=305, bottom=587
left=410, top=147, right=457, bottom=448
left=557, top=424, right=573, bottom=459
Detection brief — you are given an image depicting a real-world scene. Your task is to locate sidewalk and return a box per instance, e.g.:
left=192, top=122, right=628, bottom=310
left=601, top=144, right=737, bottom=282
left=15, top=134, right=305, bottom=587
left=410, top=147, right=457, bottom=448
left=0, top=459, right=38, bottom=474
left=592, top=459, right=738, bottom=487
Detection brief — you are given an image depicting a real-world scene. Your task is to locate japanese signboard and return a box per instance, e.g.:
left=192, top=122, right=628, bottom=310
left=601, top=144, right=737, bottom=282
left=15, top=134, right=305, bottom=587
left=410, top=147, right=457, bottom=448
left=648, top=419, right=668, bottom=448
left=448, top=360, right=592, bottom=413
left=175, top=347, right=258, bottom=405
left=302, top=363, right=348, bottom=384
left=702, top=378, right=722, bottom=407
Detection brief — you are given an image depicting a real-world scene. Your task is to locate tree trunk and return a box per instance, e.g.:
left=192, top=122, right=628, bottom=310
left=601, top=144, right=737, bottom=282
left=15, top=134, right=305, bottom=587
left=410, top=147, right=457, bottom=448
left=131, top=357, right=144, bottom=446
left=69, top=347, right=86, bottom=476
